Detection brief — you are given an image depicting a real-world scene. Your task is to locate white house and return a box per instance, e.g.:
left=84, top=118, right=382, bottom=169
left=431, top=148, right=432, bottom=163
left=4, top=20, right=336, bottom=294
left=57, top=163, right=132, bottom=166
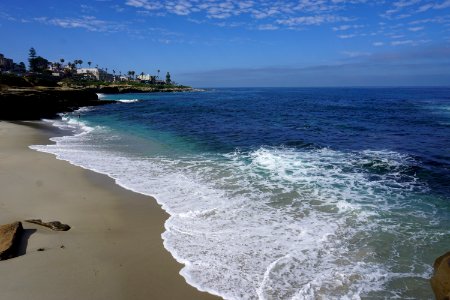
left=137, top=74, right=152, bottom=81
left=77, top=68, right=113, bottom=81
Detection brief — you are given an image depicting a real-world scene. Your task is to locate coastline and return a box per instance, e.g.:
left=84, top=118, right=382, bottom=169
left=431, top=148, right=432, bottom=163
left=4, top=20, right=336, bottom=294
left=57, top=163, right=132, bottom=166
left=0, top=121, right=219, bottom=300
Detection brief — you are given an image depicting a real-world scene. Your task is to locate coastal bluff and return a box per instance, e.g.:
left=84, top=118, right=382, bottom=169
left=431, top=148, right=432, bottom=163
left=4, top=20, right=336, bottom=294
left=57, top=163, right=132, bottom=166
left=0, top=87, right=114, bottom=120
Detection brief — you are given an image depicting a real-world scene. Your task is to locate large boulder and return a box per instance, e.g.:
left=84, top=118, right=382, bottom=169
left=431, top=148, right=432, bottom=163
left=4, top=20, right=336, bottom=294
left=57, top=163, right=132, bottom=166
left=431, top=251, right=450, bottom=300
left=0, top=222, right=23, bottom=260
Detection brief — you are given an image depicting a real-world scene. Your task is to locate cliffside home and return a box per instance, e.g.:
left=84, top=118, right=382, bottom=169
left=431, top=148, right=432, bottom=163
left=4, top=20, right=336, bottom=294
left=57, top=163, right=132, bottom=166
left=77, top=68, right=113, bottom=81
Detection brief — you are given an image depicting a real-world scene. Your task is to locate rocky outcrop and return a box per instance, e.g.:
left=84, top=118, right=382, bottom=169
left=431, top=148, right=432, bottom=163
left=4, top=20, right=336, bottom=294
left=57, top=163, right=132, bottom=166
left=431, top=251, right=450, bottom=300
left=0, top=222, right=23, bottom=260
left=91, top=85, right=193, bottom=94
left=0, top=88, right=115, bottom=120
left=26, top=219, right=71, bottom=231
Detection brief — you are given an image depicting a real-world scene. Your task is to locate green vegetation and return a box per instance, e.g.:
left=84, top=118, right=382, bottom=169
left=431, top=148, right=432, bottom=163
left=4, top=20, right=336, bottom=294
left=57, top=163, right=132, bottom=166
left=0, top=73, right=32, bottom=87
left=28, top=48, right=50, bottom=73
left=1, top=48, right=190, bottom=90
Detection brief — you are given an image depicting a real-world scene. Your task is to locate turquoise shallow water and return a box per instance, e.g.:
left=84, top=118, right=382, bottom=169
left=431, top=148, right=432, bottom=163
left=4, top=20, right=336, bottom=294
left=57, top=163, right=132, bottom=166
left=32, top=88, right=450, bottom=299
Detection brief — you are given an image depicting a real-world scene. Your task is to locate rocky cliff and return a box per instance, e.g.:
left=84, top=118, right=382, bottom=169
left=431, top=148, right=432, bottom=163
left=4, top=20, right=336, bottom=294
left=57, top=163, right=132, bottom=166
left=0, top=88, right=114, bottom=120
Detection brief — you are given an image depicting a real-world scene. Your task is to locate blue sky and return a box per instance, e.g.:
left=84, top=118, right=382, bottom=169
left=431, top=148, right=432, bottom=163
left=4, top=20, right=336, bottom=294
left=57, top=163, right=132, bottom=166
left=1, top=0, right=450, bottom=87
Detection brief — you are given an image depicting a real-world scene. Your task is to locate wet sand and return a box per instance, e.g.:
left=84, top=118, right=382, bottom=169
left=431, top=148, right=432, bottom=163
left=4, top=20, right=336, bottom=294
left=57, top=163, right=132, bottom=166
left=0, top=121, right=219, bottom=300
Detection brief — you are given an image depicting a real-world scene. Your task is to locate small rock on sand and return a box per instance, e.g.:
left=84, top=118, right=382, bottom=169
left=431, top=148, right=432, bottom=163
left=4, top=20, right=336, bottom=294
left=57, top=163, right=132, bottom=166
left=0, top=222, right=23, bottom=260
left=25, top=219, right=70, bottom=231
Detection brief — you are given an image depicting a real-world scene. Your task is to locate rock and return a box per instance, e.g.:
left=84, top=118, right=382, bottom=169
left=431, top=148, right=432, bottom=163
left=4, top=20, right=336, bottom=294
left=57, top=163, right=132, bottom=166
left=26, top=219, right=71, bottom=231
left=0, top=88, right=114, bottom=120
left=431, top=251, right=450, bottom=300
left=0, top=222, right=23, bottom=260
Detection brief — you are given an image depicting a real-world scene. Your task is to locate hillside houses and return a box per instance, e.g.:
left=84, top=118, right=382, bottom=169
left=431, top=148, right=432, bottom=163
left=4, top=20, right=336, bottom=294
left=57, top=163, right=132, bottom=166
left=77, top=68, right=114, bottom=82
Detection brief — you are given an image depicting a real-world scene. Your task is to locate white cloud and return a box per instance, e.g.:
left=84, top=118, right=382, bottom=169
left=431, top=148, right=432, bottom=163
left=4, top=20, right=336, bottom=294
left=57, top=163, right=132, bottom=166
left=332, top=24, right=364, bottom=31
left=418, top=0, right=450, bottom=12
left=338, top=33, right=357, bottom=38
left=34, top=15, right=126, bottom=32
left=258, top=24, right=279, bottom=30
left=391, top=39, right=415, bottom=45
left=277, top=14, right=352, bottom=26
left=125, top=0, right=163, bottom=11
left=408, top=26, right=424, bottom=31
left=391, top=39, right=429, bottom=46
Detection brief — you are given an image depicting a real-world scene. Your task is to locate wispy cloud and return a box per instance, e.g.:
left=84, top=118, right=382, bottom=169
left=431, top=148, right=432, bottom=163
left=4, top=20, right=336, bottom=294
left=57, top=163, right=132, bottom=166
left=417, top=0, right=450, bottom=12
left=338, top=33, right=357, bottom=39
left=125, top=0, right=360, bottom=27
left=332, top=24, right=364, bottom=31
left=257, top=24, right=279, bottom=31
left=276, top=15, right=352, bottom=26
left=408, top=26, right=424, bottom=31
left=34, top=16, right=126, bottom=32
left=391, top=39, right=430, bottom=46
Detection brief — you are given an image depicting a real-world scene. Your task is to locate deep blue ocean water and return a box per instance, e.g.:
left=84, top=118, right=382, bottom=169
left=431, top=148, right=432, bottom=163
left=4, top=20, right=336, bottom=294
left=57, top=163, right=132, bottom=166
left=32, top=88, right=450, bottom=299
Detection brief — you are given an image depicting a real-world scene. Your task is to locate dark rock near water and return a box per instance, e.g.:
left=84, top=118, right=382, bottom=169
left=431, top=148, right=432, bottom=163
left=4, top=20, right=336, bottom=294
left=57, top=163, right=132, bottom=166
left=95, top=86, right=120, bottom=94
left=0, top=222, right=23, bottom=260
left=26, top=219, right=71, bottom=231
left=431, top=251, right=450, bottom=300
left=88, top=85, right=193, bottom=94
left=0, top=88, right=114, bottom=120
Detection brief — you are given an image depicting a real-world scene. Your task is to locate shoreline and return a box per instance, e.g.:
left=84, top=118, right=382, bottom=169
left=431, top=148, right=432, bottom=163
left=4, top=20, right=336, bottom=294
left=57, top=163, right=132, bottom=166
left=0, top=120, right=219, bottom=300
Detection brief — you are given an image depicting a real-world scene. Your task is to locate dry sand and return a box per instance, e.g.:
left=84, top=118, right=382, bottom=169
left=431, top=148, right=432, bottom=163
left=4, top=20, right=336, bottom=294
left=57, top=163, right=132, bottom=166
left=0, top=121, right=219, bottom=300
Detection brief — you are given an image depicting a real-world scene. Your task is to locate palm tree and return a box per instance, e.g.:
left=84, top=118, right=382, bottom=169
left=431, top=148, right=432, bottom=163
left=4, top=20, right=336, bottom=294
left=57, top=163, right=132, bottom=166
left=79, top=60, right=83, bottom=67
left=157, top=69, right=160, bottom=79
left=88, top=61, right=92, bottom=68
left=60, top=58, right=65, bottom=65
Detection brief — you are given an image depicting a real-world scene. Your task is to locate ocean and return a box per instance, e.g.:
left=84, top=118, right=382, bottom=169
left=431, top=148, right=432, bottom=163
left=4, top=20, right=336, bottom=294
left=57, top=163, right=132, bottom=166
left=31, top=87, right=450, bottom=299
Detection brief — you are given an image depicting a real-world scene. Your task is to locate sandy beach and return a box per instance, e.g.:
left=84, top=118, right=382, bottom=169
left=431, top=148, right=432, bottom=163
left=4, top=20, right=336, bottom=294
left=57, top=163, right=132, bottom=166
left=0, top=121, right=218, bottom=300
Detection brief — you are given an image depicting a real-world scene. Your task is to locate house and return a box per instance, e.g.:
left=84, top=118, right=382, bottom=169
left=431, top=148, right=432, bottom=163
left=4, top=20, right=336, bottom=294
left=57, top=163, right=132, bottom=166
left=76, top=68, right=113, bottom=82
left=137, top=74, right=152, bottom=81
left=0, top=54, right=14, bottom=72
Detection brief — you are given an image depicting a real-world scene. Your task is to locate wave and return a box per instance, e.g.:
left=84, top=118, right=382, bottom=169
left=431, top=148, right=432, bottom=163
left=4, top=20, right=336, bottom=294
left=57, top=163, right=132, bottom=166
left=116, top=99, right=140, bottom=103
left=30, top=117, right=440, bottom=299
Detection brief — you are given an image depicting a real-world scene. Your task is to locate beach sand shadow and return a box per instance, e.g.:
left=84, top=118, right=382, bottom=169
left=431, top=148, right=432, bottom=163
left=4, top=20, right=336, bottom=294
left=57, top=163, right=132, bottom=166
left=16, top=228, right=36, bottom=257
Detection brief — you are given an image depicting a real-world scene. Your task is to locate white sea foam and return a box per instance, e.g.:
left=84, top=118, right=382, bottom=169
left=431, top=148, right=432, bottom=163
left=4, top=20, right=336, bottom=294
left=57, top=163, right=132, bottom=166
left=30, top=117, right=440, bottom=299
left=116, top=99, right=139, bottom=103
left=96, top=93, right=106, bottom=99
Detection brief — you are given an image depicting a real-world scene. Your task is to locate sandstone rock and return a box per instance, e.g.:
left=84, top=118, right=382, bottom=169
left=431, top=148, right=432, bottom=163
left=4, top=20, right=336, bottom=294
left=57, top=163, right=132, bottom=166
left=431, top=251, right=450, bottom=300
left=26, top=219, right=71, bottom=231
left=0, top=222, right=23, bottom=260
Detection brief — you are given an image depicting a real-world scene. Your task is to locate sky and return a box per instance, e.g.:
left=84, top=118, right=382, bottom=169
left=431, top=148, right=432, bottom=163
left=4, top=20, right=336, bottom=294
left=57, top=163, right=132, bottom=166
left=1, top=0, right=450, bottom=87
